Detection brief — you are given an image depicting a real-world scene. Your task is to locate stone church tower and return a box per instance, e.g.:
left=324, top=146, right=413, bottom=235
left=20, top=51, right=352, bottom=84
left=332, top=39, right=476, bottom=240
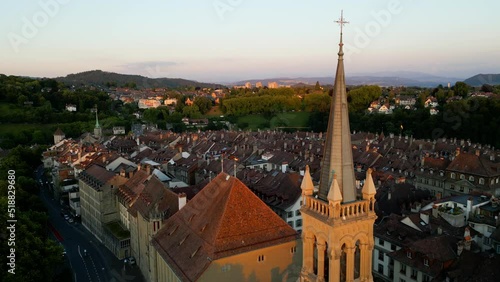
left=300, top=12, right=377, bottom=282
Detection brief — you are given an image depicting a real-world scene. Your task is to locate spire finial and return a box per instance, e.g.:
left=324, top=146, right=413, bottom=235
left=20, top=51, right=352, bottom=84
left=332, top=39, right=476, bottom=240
left=335, top=10, right=349, bottom=54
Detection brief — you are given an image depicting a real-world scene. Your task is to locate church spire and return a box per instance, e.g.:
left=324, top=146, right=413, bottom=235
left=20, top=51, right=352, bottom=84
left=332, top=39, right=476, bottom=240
left=95, top=107, right=100, bottom=129
left=317, top=11, right=356, bottom=203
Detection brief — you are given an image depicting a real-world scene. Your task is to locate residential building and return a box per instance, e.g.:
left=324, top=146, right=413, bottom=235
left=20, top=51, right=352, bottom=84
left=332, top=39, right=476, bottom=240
left=151, top=172, right=301, bottom=282
left=128, top=175, right=186, bottom=281
left=78, top=164, right=128, bottom=258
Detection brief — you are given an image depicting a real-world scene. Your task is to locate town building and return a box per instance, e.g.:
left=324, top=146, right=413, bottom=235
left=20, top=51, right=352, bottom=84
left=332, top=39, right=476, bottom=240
left=151, top=172, right=302, bottom=281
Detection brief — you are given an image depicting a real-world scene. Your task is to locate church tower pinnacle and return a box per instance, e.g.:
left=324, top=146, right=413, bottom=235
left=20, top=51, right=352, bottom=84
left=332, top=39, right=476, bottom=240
left=94, top=106, right=102, bottom=138
left=300, top=12, right=376, bottom=282
left=317, top=10, right=356, bottom=203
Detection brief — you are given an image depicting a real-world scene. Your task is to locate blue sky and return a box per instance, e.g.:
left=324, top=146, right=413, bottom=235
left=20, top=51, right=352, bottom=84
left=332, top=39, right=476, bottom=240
left=1, top=0, right=499, bottom=83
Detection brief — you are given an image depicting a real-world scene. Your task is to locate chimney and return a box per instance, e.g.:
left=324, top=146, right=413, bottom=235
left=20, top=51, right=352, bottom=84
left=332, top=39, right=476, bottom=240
left=281, top=162, right=288, bottom=173
left=456, top=147, right=460, bottom=157
left=120, top=168, right=126, bottom=178
left=432, top=205, right=439, bottom=218
left=178, top=193, right=187, bottom=210
left=466, top=197, right=473, bottom=221
left=475, top=149, right=480, bottom=156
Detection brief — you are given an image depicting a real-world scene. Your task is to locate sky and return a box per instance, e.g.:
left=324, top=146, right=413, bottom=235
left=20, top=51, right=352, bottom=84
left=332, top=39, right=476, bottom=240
left=0, top=0, right=499, bottom=83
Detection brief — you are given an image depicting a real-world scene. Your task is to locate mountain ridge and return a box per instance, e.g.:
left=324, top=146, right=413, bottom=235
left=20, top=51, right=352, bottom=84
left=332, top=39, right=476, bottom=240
left=55, top=70, right=222, bottom=89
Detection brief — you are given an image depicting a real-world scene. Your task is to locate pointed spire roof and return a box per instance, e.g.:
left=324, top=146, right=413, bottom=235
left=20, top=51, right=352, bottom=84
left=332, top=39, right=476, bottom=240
left=318, top=11, right=356, bottom=203
left=362, top=168, right=376, bottom=196
left=95, top=108, right=100, bottom=129
left=327, top=174, right=343, bottom=203
left=300, top=165, right=314, bottom=195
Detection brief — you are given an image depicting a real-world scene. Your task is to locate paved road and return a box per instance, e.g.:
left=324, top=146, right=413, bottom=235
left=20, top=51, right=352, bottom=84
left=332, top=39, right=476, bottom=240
left=36, top=166, right=143, bottom=282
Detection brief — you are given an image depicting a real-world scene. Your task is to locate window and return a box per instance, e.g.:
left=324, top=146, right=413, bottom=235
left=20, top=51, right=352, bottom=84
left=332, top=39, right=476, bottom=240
left=460, top=174, right=465, bottom=180
left=379, top=238, right=385, bottom=246
left=450, top=184, right=455, bottom=190
left=480, top=178, right=486, bottom=185
left=469, top=176, right=474, bottom=182
left=258, top=255, right=265, bottom=262
left=488, top=226, right=494, bottom=233
left=296, top=219, right=302, bottom=227
left=290, top=246, right=297, bottom=254
left=378, top=251, right=384, bottom=261
left=400, top=279, right=406, bottom=282
left=411, top=268, right=417, bottom=279
left=424, top=258, right=429, bottom=266
left=423, top=275, right=431, bottom=282
left=287, top=221, right=294, bottom=228
left=391, top=244, right=396, bottom=251
left=378, top=264, right=384, bottom=274
left=483, top=237, right=491, bottom=246
left=407, top=251, right=412, bottom=259
left=459, top=186, right=464, bottom=192
left=221, top=264, right=231, bottom=272
left=389, top=258, right=394, bottom=266
left=400, top=264, right=407, bottom=274
left=450, top=173, right=456, bottom=179
left=287, top=211, right=293, bottom=218
left=295, top=210, right=301, bottom=216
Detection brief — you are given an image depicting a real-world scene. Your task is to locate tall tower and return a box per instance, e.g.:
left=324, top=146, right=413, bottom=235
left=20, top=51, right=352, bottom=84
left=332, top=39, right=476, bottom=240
left=300, top=11, right=377, bottom=282
left=94, top=107, right=102, bottom=138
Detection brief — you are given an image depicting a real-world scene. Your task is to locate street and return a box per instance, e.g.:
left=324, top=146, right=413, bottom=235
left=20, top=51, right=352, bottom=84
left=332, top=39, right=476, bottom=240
left=36, top=166, right=143, bottom=282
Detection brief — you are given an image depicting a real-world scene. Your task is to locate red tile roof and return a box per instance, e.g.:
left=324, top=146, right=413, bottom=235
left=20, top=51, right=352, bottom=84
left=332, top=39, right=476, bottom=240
left=152, top=172, right=298, bottom=281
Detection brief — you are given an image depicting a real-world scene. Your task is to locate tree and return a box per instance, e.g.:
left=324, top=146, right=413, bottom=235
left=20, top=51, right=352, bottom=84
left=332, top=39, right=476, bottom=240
left=453, top=81, right=469, bottom=98
left=315, top=81, right=321, bottom=91
left=347, top=85, right=382, bottom=113
left=193, top=97, right=213, bottom=114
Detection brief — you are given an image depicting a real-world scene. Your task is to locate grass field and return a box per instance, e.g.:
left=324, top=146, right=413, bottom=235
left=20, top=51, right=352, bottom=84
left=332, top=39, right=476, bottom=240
left=236, top=112, right=311, bottom=130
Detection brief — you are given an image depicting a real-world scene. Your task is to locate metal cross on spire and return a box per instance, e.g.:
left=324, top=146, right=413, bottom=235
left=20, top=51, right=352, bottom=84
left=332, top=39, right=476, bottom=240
left=335, top=10, right=349, bottom=35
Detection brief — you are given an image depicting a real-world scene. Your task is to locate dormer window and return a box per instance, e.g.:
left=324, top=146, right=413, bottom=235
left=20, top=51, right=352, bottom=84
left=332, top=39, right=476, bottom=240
left=451, top=173, right=456, bottom=179
left=469, top=176, right=474, bottom=182
left=460, top=174, right=465, bottom=180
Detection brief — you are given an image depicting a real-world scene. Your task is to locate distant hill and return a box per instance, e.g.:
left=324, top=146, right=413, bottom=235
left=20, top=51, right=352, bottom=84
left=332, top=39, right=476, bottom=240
left=234, top=72, right=463, bottom=87
left=56, top=70, right=222, bottom=89
left=463, top=74, right=500, bottom=86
